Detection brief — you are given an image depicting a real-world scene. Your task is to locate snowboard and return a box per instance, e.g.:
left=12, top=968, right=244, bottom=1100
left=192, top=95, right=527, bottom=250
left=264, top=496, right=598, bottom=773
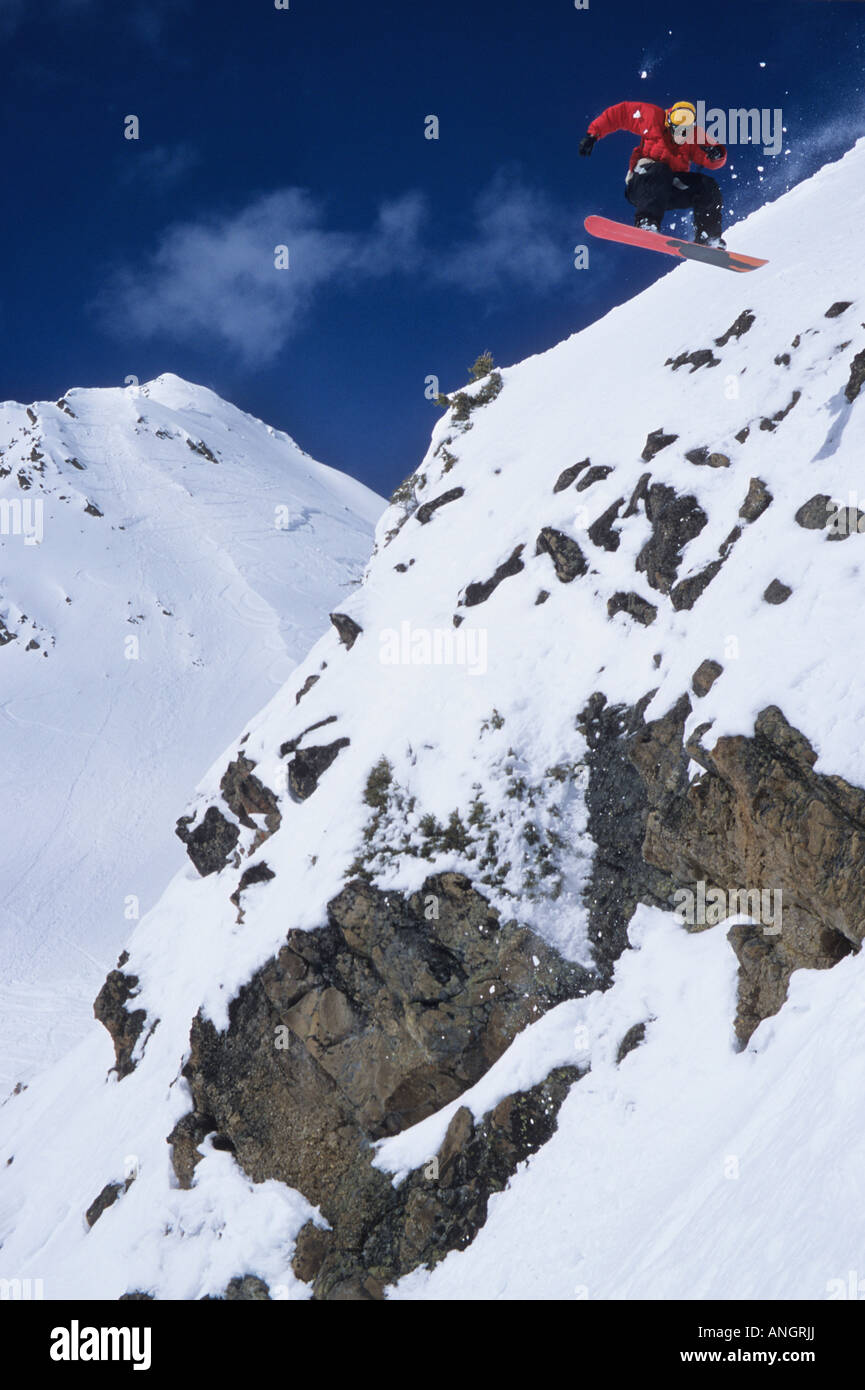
left=585, top=215, right=768, bottom=274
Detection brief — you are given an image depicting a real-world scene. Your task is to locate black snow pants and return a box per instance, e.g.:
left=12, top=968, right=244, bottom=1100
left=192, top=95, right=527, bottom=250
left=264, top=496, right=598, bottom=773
left=625, top=161, right=723, bottom=238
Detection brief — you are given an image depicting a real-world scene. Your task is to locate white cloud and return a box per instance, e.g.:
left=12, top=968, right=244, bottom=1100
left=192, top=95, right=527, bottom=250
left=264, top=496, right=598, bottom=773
left=99, top=173, right=574, bottom=363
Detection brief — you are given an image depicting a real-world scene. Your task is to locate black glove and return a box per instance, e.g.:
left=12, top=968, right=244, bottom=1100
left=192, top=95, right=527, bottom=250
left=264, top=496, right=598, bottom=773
left=579, top=133, right=596, bottom=157
left=704, top=143, right=725, bottom=162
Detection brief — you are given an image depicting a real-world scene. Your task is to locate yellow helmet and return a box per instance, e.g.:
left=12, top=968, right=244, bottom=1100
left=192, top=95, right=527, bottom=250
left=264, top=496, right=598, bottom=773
left=666, top=100, right=696, bottom=128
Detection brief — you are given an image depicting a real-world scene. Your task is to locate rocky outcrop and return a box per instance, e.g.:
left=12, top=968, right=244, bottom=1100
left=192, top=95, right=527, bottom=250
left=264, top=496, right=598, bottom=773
left=170, top=873, right=588, bottom=1296
left=462, top=545, right=525, bottom=607
left=93, top=956, right=146, bottom=1079
left=415, top=487, right=464, bottom=524
left=220, top=755, right=281, bottom=836
left=175, top=805, right=240, bottom=877
left=628, top=702, right=860, bottom=1046
left=286, top=739, right=350, bottom=800
left=330, top=612, right=363, bottom=649
left=635, top=484, right=707, bottom=594
left=535, top=528, right=588, bottom=582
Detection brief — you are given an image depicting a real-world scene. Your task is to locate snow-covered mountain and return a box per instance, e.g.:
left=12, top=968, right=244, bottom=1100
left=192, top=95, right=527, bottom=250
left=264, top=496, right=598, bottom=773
left=3, top=139, right=865, bottom=1301
left=0, top=374, right=383, bottom=1087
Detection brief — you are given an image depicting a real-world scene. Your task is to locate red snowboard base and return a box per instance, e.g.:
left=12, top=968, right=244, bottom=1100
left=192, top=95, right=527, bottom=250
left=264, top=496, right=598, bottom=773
left=585, top=215, right=768, bottom=274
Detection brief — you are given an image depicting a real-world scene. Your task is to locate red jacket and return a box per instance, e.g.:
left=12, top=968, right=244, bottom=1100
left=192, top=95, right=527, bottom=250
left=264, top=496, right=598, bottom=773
left=588, top=100, right=727, bottom=174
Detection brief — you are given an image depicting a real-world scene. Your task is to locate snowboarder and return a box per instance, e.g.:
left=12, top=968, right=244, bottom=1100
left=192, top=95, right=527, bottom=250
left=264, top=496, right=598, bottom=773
left=579, top=99, right=728, bottom=248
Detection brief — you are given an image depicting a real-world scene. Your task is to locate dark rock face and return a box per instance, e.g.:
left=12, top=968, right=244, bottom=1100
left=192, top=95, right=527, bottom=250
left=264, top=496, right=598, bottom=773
left=825, top=301, right=852, bottom=318
left=715, top=310, right=755, bottom=346
left=575, top=464, right=613, bottom=491
left=684, top=448, right=730, bottom=468
left=295, top=673, right=320, bottom=705
left=93, top=962, right=146, bottom=1079
left=671, top=559, right=724, bottom=612
left=641, top=428, right=678, bottom=462
left=759, top=390, right=801, bottom=431
left=635, top=484, right=708, bottom=594
left=576, top=693, right=677, bottom=983
left=220, top=755, right=281, bottom=836
left=739, top=477, right=772, bottom=522
left=463, top=545, right=525, bottom=607
left=230, top=861, right=276, bottom=909
left=845, top=348, right=865, bottom=404
left=306, top=1064, right=580, bottom=1299
left=286, top=739, right=351, bottom=800
left=553, top=458, right=591, bottom=493
left=607, top=591, right=657, bottom=626
left=535, top=528, right=588, bottom=582
left=172, top=873, right=588, bottom=1296
left=615, top=1021, right=647, bottom=1064
left=692, top=659, right=723, bottom=697
left=668, top=348, right=719, bottom=372
left=764, top=579, right=792, bottom=605
left=794, top=495, right=834, bottom=530
left=85, top=1179, right=128, bottom=1229
left=587, top=499, right=623, bottom=552
left=223, top=1276, right=271, bottom=1300
left=629, top=704, right=861, bottom=1047
left=175, top=805, right=240, bottom=877
left=415, top=487, right=465, bottom=524
left=330, top=612, right=363, bottom=649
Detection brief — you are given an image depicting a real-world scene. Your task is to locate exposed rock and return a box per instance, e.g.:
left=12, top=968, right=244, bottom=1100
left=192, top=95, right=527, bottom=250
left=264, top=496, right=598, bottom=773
left=463, top=544, right=525, bottom=607
left=630, top=703, right=860, bottom=1046
left=615, top=1022, right=648, bottom=1064
left=763, top=579, right=792, bottom=605
left=86, top=1175, right=133, bottom=1229
left=715, top=310, right=755, bottom=346
left=287, top=739, right=351, bottom=801
left=668, top=348, right=720, bottom=372
left=735, top=425, right=751, bottom=444
left=330, top=612, right=363, bottom=650
left=575, top=464, right=613, bottom=491
left=295, top=673, right=320, bottom=704
left=535, top=528, right=588, bottom=582
left=685, top=448, right=730, bottom=468
left=175, top=805, right=240, bottom=877
left=84, top=501, right=103, bottom=517
left=587, top=499, right=623, bottom=552
left=671, top=559, right=724, bottom=612
left=759, top=390, right=801, bottom=431
left=230, top=861, right=276, bottom=909
left=635, top=484, right=707, bottom=593
left=623, top=471, right=651, bottom=517
left=415, top=487, right=465, bottom=524
left=739, top=477, right=772, bottom=522
left=223, top=1276, right=271, bottom=1300
left=794, top=495, right=833, bottom=530
left=692, top=659, right=723, bottom=697
left=641, top=428, right=678, bottom=462
left=825, top=301, right=852, bottom=318
left=292, top=1223, right=334, bottom=1283
left=607, top=591, right=657, bottom=626
left=172, top=874, right=588, bottom=1293
left=553, top=458, right=591, bottom=493
left=535, top=589, right=550, bottom=605
left=576, top=693, right=676, bottom=981
left=220, top=754, right=280, bottom=835
left=844, top=348, right=865, bottom=404
left=279, top=715, right=338, bottom=757
left=93, top=962, right=146, bottom=1079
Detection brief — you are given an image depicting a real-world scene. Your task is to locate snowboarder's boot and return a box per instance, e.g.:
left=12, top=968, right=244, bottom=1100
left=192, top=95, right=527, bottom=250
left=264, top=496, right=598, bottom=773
left=695, top=229, right=727, bottom=249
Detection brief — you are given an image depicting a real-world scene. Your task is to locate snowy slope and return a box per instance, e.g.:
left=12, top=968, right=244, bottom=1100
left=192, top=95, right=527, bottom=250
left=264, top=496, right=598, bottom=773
left=3, top=140, right=865, bottom=1301
left=0, top=374, right=383, bottom=1087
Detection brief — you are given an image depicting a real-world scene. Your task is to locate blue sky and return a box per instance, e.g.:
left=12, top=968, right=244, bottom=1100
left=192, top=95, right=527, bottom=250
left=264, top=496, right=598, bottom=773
left=2, top=0, right=864, bottom=497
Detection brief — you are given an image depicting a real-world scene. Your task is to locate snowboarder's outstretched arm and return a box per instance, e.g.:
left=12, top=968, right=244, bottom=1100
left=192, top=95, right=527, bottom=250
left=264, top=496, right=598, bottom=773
left=587, top=100, right=665, bottom=141
left=691, top=137, right=728, bottom=170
